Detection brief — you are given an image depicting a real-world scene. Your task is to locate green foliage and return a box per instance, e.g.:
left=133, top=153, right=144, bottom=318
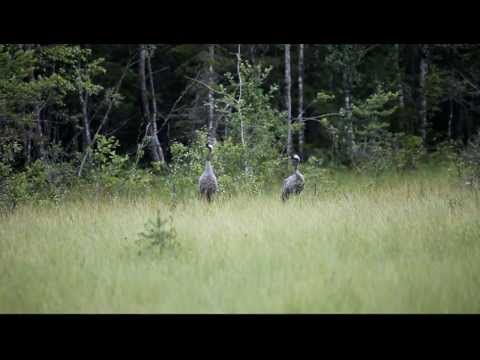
left=0, top=157, right=78, bottom=210
left=169, top=127, right=284, bottom=198
left=0, top=134, right=156, bottom=211
left=216, top=61, right=287, bottom=154
left=458, top=132, right=480, bottom=188
left=168, top=133, right=205, bottom=198
left=218, top=61, right=287, bottom=183
left=352, top=131, right=425, bottom=177
left=320, top=85, right=400, bottom=166
left=425, top=64, right=447, bottom=117
left=393, top=134, right=425, bottom=171
left=0, top=140, right=75, bottom=211
left=87, top=135, right=154, bottom=198
left=168, top=61, right=287, bottom=197
left=352, top=86, right=399, bottom=120
left=0, top=44, right=108, bottom=174
left=314, top=91, right=336, bottom=104
left=92, top=135, right=128, bottom=171
left=325, top=44, right=372, bottom=90
left=3, top=44, right=480, bottom=210
left=430, top=139, right=462, bottom=166
left=137, top=212, right=179, bottom=257
left=302, top=156, right=338, bottom=195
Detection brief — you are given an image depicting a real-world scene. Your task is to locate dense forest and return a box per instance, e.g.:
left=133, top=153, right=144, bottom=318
left=1, top=44, right=480, bottom=207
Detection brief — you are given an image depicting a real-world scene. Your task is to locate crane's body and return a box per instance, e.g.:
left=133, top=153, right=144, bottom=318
left=199, top=144, right=218, bottom=202
left=282, top=154, right=305, bottom=201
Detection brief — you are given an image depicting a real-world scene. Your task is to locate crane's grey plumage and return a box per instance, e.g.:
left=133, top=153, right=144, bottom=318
left=199, top=143, right=218, bottom=202
left=282, top=154, right=304, bottom=201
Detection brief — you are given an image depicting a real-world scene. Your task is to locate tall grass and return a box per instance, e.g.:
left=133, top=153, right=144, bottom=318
left=1, top=167, right=480, bottom=313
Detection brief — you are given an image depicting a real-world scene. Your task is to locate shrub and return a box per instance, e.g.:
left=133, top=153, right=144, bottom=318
left=86, top=135, right=155, bottom=198
left=350, top=129, right=425, bottom=177
left=136, top=212, right=179, bottom=257
left=167, top=61, right=287, bottom=198
left=303, top=156, right=338, bottom=195
left=393, top=134, right=425, bottom=171
left=459, top=132, right=480, bottom=188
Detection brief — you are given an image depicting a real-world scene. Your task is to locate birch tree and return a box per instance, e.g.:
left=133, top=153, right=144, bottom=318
left=418, top=44, right=429, bottom=145
left=394, top=44, right=405, bottom=110
left=284, top=44, right=293, bottom=157
left=207, top=44, right=216, bottom=145
left=73, top=49, right=106, bottom=152
left=298, top=44, right=305, bottom=157
left=138, top=44, right=165, bottom=164
left=325, top=44, right=378, bottom=164
left=237, top=44, right=245, bottom=148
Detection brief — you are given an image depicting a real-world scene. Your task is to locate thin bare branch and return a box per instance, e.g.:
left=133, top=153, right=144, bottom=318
left=77, top=57, right=133, bottom=177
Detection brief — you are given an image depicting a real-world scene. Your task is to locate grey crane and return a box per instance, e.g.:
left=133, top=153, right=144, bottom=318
left=281, top=154, right=305, bottom=201
left=199, top=143, right=218, bottom=202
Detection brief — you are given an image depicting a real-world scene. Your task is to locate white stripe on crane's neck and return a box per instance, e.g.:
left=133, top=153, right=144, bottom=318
left=292, top=155, right=300, bottom=171
left=207, top=144, right=213, bottom=161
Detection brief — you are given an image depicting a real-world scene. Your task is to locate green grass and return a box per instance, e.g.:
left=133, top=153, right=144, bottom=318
left=1, top=167, right=480, bottom=313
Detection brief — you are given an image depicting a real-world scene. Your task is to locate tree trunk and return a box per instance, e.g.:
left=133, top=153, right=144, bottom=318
left=146, top=46, right=166, bottom=164
left=138, top=45, right=151, bottom=128
left=34, top=104, right=46, bottom=160
left=298, top=44, right=305, bottom=158
left=25, top=128, right=32, bottom=166
left=28, top=47, right=46, bottom=162
left=464, top=108, right=472, bottom=144
left=448, top=98, right=453, bottom=139
left=249, top=44, right=256, bottom=64
left=457, top=105, right=464, bottom=144
left=343, top=71, right=355, bottom=164
left=79, top=91, right=92, bottom=150
left=208, top=44, right=216, bottom=145
left=418, top=44, right=429, bottom=145
left=285, top=44, right=293, bottom=157
left=237, top=44, right=245, bottom=148
left=237, top=44, right=249, bottom=174
left=139, top=44, right=165, bottom=164
left=395, top=44, right=405, bottom=110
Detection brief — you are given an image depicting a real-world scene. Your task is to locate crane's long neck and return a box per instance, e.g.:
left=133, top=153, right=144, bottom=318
left=293, top=160, right=299, bottom=173
left=205, top=148, right=213, bottom=171
left=205, top=160, right=213, bottom=172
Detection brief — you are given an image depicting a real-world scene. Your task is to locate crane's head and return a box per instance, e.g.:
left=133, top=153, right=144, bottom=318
left=292, top=154, right=301, bottom=162
left=206, top=143, right=213, bottom=151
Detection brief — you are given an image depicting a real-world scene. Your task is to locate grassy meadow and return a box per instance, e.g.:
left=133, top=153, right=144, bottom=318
left=1, top=167, right=480, bottom=313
